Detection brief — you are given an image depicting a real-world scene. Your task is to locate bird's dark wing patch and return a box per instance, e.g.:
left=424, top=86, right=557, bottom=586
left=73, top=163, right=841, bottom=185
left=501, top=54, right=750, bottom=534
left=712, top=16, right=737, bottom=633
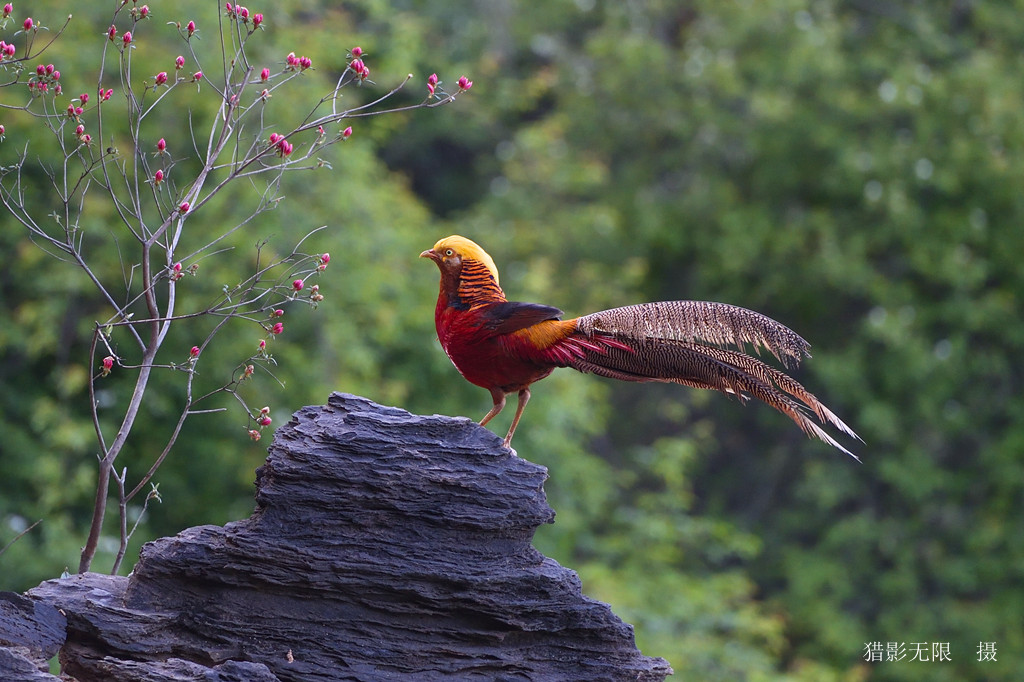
left=480, top=301, right=564, bottom=334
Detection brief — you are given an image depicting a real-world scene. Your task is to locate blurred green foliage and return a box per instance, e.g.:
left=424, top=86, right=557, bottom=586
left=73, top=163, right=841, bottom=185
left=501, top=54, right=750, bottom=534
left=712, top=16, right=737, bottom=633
left=1, top=1, right=1021, bottom=680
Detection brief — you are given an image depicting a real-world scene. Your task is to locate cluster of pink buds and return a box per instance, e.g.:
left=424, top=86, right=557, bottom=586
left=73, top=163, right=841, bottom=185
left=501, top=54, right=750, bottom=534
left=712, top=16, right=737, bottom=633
left=132, top=4, right=149, bottom=20
left=310, top=284, right=323, bottom=303
left=257, top=406, right=272, bottom=427
left=0, top=41, right=17, bottom=60
left=28, top=63, right=60, bottom=94
left=427, top=73, right=438, bottom=96
left=270, top=322, right=284, bottom=335
left=317, top=253, right=330, bottom=271
left=226, top=3, right=259, bottom=24
left=350, top=58, right=369, bottom=80
left=66, top=102, right=84, bottom=119
left=98, top=86, right=113, bottom=101
left=75, top=124, right=90, bottom=145
left=285, top=52, right=312, bottom=71
left=268, top=132, right=293, bottom=157
left=458, top=75, right=473, bottom=91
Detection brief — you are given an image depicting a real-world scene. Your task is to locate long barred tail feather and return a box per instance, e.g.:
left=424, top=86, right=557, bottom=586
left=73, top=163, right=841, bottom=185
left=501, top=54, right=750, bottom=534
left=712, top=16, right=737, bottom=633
left=570, top=301, right=860, bottom=458
left=576, top=301, right=812, bottom=368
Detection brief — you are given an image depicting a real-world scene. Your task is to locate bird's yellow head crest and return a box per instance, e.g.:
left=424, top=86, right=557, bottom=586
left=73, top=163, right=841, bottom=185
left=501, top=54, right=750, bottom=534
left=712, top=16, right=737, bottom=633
left=426, top=235, right=500, bottom=286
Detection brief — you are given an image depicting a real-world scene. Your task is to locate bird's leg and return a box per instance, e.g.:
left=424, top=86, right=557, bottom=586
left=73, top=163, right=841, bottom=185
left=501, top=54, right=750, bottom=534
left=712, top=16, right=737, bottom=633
left=479, top=388, right=506, bottom=427
left=502, top=388, right=531, bottom=449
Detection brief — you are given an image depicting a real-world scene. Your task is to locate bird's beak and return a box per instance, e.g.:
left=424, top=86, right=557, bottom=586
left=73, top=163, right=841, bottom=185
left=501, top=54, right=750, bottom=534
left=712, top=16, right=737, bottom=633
left=420, top=248, right=439, bottom=262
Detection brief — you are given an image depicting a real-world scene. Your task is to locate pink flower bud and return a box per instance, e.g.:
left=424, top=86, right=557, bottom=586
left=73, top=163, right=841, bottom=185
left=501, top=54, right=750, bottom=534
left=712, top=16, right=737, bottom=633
left=351, top=46, right=363, bottom=58
left=427, top=73, right=438, bottom=86
left=244, top=364, right=255, bottom=378
left=186, top=20, right=196, bottom=35
left=107, top=24, right=116, bottom=41
left=350, top=59, right=363, bottom=74
left=173, top=262, right=182, bottom=273
left=123, top=31, right=132, bottom=45
left=458, top=76, right=473, bottom=91
left=269, top=132, right=280, bottom=144
left=427, top=83, right=435, bottom=96
left=157, top=137, right=166, bottom=152
left=75, top=124, right=84, bottom=135
left=154, top=169, right=164, bottom=184
left=271, top=322, right=284, bottom=335
left=320, top=253, right=330, bottom=265
left=225, top=3, right=234, bottom=15
left=179, top=201, right=190, bottom=214
left=1, top=125, right=7, bottom=136
left=140, top=5, right=149, bottom=17
left=273, top=309, right=284, bottom=317
left=259, top=416, right=272, bottom=427
left=249, top=429, right=261, bottom=441
left=299, top=56, right=312, bottom=70
left=102, top=356, right=114, bottom=371
left=292, top=279, right=304, bottom=291
left=104, top=88, right=113, bottom=101
left=175, top=55, right=185, bottom=69
left=260, top=67, right=269, bottom=81
left=286, top=52, right=297, bottom=66
left=193, top=71, right=203, bottom=82
left=253, top=13, right=262, bottom=27
left=36, top=63, right=44, bottom=76
left=4, top=43, right=14, bottom=57
left=155, top=71, right=167, bottom=86
left=258, top=339, right=266, bottom=350
left=75, top=106, right=83, bottom=115
left=259, top=406, right=271, bottom=416
left=2, top=5, right=11, bottom=18
left=23, top=16, right=32, bottom=31
left=80, top=92, right=89, bottom=104
left=238, top=6, right=249, bottom=19
left=190, top=345, right=200, bottom=358
left=81, top=133, right=91, bottom=144
left=52, top=70, right=60, bottom=81
left=279, top=140, right=293, bottom=156
left=45, top=63, right=54, bottom=75
left=342, top=126, right=352, bottom=139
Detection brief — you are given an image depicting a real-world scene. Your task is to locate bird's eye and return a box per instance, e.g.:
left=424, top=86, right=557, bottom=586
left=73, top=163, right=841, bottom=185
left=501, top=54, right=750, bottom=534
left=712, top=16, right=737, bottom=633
left=444, top=249, right=454, bottom=256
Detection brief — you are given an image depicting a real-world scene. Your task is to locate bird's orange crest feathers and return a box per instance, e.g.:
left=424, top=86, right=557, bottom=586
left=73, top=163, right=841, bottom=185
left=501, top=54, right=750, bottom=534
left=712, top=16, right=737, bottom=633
left=433, top=235, right=500, bottom=286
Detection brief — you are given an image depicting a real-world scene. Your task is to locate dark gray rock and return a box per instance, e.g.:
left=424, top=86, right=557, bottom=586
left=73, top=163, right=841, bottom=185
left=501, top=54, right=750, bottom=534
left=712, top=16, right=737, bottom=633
left=27, top=393, right=673, bottom=681
left=0, top=590, right=64, bottom=681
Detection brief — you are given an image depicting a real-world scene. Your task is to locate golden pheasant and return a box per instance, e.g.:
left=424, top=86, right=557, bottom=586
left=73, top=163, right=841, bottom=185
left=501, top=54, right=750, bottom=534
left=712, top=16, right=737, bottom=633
left=421, top=235, right=860, bottom=458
